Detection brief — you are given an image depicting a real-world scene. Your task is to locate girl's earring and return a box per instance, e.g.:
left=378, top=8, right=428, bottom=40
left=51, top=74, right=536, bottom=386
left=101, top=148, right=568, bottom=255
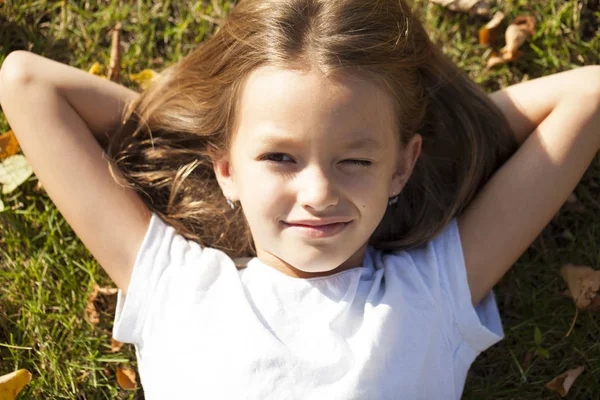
left=388, top=192, right=399, bottom=206
left=226, top=198, right=236, bottom=209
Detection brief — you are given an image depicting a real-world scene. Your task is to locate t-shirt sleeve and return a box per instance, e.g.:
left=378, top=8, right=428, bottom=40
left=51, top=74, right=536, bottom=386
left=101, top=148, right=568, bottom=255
left=111, top=212, right=232, bottom=345
left=112, top=212, right=172, bottom=344
left=432, top=217, right=504, bottom=363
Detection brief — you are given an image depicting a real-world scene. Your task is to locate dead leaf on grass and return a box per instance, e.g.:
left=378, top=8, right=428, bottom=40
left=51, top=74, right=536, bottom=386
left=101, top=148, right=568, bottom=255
left=116, top=367, right=138, bottom=390
left=586, top=295, right=600, bottom=311
left=486, top=15, right=536, bottom=69
left=84, top=284, right=119, bottom=325
left=0, top=154, right=34, bottom=194
left=479, top=11, right=505, bottom=45
left=560, top=264, right=600, bottom=309
left=545, top=365, right=585, bottom=397
left=129, top=69, right=160, bottom=90
left=0, top=369, right=32, bottom=400
left=0, top=130, right=20, bottom=161
left=109, top=338, right=125, bottom=353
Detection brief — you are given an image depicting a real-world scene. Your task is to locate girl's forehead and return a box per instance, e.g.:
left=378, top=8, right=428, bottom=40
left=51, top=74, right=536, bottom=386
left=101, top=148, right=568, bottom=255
left=233, top=66, right=398, bottom=148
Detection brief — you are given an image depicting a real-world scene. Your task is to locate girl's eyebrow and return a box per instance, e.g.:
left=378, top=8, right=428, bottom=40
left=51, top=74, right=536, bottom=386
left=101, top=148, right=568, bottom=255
left=256, top=134, right=384, bottom=151
left=341, top=137, right=383, bottom=151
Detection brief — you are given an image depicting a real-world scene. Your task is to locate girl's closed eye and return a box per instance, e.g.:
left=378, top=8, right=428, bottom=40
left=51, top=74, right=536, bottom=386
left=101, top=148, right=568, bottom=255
left=260, top=153, right=373, bottom=166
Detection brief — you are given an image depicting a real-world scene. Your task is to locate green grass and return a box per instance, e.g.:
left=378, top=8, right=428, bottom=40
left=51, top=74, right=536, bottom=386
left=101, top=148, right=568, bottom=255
left=0, top=0, right=599, bottom=398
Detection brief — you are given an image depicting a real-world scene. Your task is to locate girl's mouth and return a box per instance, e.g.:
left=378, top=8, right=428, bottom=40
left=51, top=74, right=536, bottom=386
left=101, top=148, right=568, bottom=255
left=282, top=221, right=351, bottom=239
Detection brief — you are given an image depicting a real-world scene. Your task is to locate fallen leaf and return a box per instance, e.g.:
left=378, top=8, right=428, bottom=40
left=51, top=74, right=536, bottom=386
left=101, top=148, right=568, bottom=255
left=129, top=69, right=160, bottom=90
left=88, top=62, right=102, bottom=75
left=587, top=296, right=600, bottom=311
left=429, top=0, right=491, bottom=15
left=107, top=22, right=122, bottom=82
left=545, top=365, right=585, bottom=397
left=85, top=284, right=119, bottom=325
left=116, top=367, right=137, bottom=390
left=0, top=154, right=34, bottom=194
left=560, top=264, right=600, bottom=309
left=486, top=15, right=536, bottom=69
left=110, top=338, right=125, bottom=353
left=486, top=51, right=506, bottom=68
left=0, top=130, right=20, bottom=161
left=0, top=369, right=32, bottom=400
left=84, top=284, right=100, bottom=325
left=479, top=11, right=505, bottom=45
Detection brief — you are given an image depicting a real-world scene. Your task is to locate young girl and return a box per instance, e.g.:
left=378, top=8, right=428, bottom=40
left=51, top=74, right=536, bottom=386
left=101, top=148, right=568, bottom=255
left=1, top=0, right=599, bottom=398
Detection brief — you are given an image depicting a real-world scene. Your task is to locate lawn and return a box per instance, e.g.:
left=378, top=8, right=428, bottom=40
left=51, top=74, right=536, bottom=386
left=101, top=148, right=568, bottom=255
left=0, top=0, right=599, bottom=398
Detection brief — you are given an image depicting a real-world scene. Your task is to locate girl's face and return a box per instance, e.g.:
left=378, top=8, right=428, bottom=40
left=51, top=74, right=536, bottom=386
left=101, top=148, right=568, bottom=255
left=213, top=66, right=421, bottom=278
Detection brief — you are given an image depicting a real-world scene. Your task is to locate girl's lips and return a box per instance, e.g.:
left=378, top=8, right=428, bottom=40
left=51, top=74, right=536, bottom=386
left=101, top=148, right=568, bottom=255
left=282, top=221, right=351, bottom=238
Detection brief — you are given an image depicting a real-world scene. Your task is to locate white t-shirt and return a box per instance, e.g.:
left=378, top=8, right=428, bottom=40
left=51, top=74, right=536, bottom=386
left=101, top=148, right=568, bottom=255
left=113, top=212, right=503, bottom=399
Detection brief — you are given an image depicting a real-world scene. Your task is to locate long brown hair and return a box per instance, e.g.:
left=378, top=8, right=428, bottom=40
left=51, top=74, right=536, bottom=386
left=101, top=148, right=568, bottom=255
left=106, top=0, right=518, bottom=260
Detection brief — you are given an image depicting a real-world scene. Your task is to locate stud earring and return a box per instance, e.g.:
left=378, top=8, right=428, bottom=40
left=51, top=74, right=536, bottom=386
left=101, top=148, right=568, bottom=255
left=388, top=192, right=399, bottom=206
left=226, top=198, right=236, bottom=209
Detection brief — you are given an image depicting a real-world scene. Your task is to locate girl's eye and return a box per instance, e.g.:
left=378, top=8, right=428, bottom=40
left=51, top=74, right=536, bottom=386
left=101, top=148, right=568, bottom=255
left=261, top=153, right=293, bottom=163
left=344, top=159, right=372, bottom=166
left=260, top=153, right=372, bottom=167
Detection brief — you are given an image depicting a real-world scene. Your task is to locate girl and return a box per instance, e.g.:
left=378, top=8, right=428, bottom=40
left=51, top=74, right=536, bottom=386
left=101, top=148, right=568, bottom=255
left=1, top=0, right=599, bottom=398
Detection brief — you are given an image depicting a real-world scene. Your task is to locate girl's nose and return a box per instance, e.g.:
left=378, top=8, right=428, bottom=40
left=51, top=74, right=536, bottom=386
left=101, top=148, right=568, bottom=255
left=296, top=165, right=339, bottom=212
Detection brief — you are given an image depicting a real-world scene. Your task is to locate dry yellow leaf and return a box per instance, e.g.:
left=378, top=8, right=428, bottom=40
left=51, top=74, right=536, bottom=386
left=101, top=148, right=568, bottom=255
left=0, top=130, right=20, bottom=161
left=85, top=284, right=119, bottom=325
left=116, top=367, right=138, bottom=390
left=545, top=365, right=585, bottom=397
left=486, top=15, right=536, bottom=69
left=560, top=264, right=600, bottom=309
left=479, top=11, right=504, bottom=45
left=129, top=69, right=160, bottom=90
left=0, top=369, right=32, bottom=400
left=88, top=62, right=107, bottom=79
left=88, top=62, right=102, bottom=75
left=0, top=155, right=34, bottom=194
left=110, top=338, right=125, bottom=353
left=84, top=284, right=100, bottom=325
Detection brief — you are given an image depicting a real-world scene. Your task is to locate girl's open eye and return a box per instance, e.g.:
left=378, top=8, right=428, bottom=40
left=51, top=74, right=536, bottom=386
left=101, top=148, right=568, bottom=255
left=260, top=153, right=372, bottom=167
left=260, top=153, right=293, bottom=163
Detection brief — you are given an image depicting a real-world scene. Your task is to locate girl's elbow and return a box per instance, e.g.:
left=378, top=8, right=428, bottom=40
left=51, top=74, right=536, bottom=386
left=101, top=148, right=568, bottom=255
left=579, top=65, right=600, bottom=99
left=0, top=51, right=37, bottom=95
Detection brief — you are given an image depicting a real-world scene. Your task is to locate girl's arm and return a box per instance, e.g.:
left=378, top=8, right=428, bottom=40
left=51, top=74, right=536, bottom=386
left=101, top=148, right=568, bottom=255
left=462, top=66, right=600, bottom=306
left=489, top=65, right=600, bottom=145
left=0, top=51, right=141, bottom=148
left=0, top=51, right=151, bottom=294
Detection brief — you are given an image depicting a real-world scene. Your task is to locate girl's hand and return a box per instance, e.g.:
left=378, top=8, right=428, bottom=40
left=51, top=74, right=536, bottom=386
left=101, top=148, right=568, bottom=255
left=0, top=51, right=151, bottom=294
left=460, top=67, right=600, bottom=306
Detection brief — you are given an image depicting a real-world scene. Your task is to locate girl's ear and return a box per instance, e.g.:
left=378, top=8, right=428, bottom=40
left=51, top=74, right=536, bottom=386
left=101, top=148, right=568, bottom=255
left=391, top=133, right=422, bottom=195
left=208, top=144, right=239, bottom=201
